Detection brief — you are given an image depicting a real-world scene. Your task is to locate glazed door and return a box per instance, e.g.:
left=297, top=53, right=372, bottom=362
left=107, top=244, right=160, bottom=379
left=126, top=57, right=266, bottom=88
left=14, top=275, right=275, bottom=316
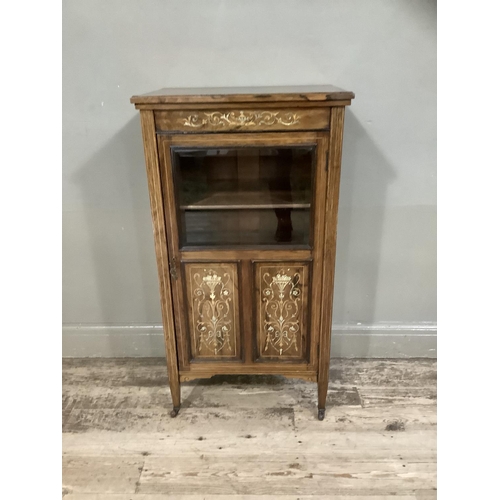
left=158, top=132, right=329, bottom=374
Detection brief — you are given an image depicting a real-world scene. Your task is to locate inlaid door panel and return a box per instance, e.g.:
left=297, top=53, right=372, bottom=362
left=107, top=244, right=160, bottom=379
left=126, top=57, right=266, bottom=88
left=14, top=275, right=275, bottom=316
left=184, top=262, right=242, bottom=360
left=254, top=261, right=310, bottom=362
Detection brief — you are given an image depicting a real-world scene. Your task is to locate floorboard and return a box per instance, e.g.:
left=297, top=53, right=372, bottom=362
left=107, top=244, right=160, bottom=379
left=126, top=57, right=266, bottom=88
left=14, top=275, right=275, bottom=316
left=62, top=358, right=437, bottom=498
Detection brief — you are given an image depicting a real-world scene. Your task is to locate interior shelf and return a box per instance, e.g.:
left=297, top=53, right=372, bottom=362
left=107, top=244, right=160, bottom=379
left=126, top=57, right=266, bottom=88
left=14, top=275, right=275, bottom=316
left=180, top=190, right=311, bottom=211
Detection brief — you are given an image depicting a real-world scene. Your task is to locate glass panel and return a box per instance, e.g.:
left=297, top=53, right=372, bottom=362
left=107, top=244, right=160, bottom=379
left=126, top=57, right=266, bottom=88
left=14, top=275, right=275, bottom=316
left=173, top=147, right=314, bottom=247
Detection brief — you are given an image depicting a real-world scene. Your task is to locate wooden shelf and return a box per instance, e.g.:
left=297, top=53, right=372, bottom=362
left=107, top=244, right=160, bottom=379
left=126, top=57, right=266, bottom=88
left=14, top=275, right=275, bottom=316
left=182, top=231, right=309, bottom=246
left=180, top=190, right=311, bottom=210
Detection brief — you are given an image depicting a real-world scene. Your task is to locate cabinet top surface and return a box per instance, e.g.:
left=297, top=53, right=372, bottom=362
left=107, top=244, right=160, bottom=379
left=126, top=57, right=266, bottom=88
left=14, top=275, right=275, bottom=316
left=130, top=85, right=354, bottom=105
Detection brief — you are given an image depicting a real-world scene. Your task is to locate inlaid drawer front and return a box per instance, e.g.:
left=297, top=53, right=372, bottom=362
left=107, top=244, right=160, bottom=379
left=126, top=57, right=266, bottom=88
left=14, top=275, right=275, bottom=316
left=184, top=262, right=241, bottom=360
left=255, top=262, right=310, bottom=361
left=155, top=108, right=330, bottom=133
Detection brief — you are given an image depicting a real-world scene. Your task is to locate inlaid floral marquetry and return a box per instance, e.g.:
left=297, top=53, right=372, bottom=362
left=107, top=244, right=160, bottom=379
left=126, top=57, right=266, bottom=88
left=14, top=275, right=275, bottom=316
left=180, top=111, right=300, bottom=128
left=154, top=108, right=330, bottom=133
left=255, top=263, right=309, bottom=360
left=184, top=263, right=240, bottom=359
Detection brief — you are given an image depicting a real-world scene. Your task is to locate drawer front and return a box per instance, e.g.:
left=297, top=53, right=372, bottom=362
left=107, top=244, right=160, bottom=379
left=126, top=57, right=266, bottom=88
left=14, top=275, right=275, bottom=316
left=155, top=108, right=330, bottom=133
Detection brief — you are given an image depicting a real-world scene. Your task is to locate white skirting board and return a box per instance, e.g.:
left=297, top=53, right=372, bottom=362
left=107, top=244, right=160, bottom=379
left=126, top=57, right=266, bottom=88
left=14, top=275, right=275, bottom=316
left=62, top=323, right=437, bottom=358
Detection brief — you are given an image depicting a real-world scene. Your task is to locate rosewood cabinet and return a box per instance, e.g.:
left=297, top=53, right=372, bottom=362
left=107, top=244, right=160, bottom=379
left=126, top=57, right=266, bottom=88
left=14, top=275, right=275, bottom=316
left=130, top=86, right=354, bottom=420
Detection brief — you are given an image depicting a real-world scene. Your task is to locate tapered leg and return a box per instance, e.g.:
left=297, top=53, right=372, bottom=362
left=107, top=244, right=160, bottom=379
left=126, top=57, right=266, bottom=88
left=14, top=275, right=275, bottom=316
left=169, top=376, right=181, bottom=418
left=317, top=377, right=328, bottom=420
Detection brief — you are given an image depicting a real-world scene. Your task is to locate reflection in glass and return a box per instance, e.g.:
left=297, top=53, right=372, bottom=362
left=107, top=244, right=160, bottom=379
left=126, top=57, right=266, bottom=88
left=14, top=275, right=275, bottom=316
left=173, top=147, right=314, bottom=247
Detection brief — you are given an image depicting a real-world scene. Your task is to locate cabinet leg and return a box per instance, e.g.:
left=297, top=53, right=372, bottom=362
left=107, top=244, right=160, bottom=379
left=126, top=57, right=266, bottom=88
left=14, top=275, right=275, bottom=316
left=317, top=377, right=328, bottom=421
left=169, top=374, right=181, bottom=418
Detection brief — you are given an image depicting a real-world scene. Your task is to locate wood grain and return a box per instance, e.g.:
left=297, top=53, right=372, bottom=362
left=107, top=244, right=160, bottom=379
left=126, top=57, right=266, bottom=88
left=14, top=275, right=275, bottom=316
left=135, top=100, right=353, bottom=110
left=240, top=259, right=254, bottom=364
left=137, top=457, right=436, bottom=495
left=62, top=456, right=143, bottom=494
left=131, top=85, right=355, bottom=105
left=167, top=130, right=323, bottom=147
left=63, top=358, right=436, bottom=498
left=181, top=249, right=312, bottom=261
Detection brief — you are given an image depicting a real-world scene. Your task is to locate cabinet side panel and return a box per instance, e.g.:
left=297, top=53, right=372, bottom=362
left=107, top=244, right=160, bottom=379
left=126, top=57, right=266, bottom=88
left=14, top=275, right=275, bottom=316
left=139, top=110, right=180, bottom=402
left=318, top=107, right=346, bottom=400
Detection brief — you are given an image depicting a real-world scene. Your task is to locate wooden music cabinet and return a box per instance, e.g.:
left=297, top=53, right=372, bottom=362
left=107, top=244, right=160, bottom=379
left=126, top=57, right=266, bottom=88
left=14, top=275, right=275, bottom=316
left=130, top=86, right=354, bottom=420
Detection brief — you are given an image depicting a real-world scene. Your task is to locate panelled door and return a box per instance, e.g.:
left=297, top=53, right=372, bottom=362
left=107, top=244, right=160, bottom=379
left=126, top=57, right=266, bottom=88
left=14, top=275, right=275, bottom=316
left=158, top=132, right=329, bottom=376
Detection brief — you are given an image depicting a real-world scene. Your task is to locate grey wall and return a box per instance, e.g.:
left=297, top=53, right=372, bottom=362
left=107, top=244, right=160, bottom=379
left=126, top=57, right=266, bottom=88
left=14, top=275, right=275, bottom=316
left=63, top=0, right=436, bottom=358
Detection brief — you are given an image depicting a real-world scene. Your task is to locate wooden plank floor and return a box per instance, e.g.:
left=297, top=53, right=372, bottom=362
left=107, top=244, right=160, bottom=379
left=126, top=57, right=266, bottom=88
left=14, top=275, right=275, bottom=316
left=62, top=359, right=437, bottom=499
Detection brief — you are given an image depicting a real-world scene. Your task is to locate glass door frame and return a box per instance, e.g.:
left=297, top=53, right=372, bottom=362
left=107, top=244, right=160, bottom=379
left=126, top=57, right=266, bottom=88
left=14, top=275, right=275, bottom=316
left=157, top=131, right=330, bottom=373
left=171, top=144, right=316, bottom=249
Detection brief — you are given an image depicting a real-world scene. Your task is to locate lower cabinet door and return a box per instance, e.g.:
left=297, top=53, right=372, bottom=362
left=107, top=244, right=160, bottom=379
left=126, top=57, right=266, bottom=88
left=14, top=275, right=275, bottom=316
left=177, top=259, right=312, bottom=368
left=183, top=262, right=242, bottom=361
left=254, top=261, right=311, bottom=362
